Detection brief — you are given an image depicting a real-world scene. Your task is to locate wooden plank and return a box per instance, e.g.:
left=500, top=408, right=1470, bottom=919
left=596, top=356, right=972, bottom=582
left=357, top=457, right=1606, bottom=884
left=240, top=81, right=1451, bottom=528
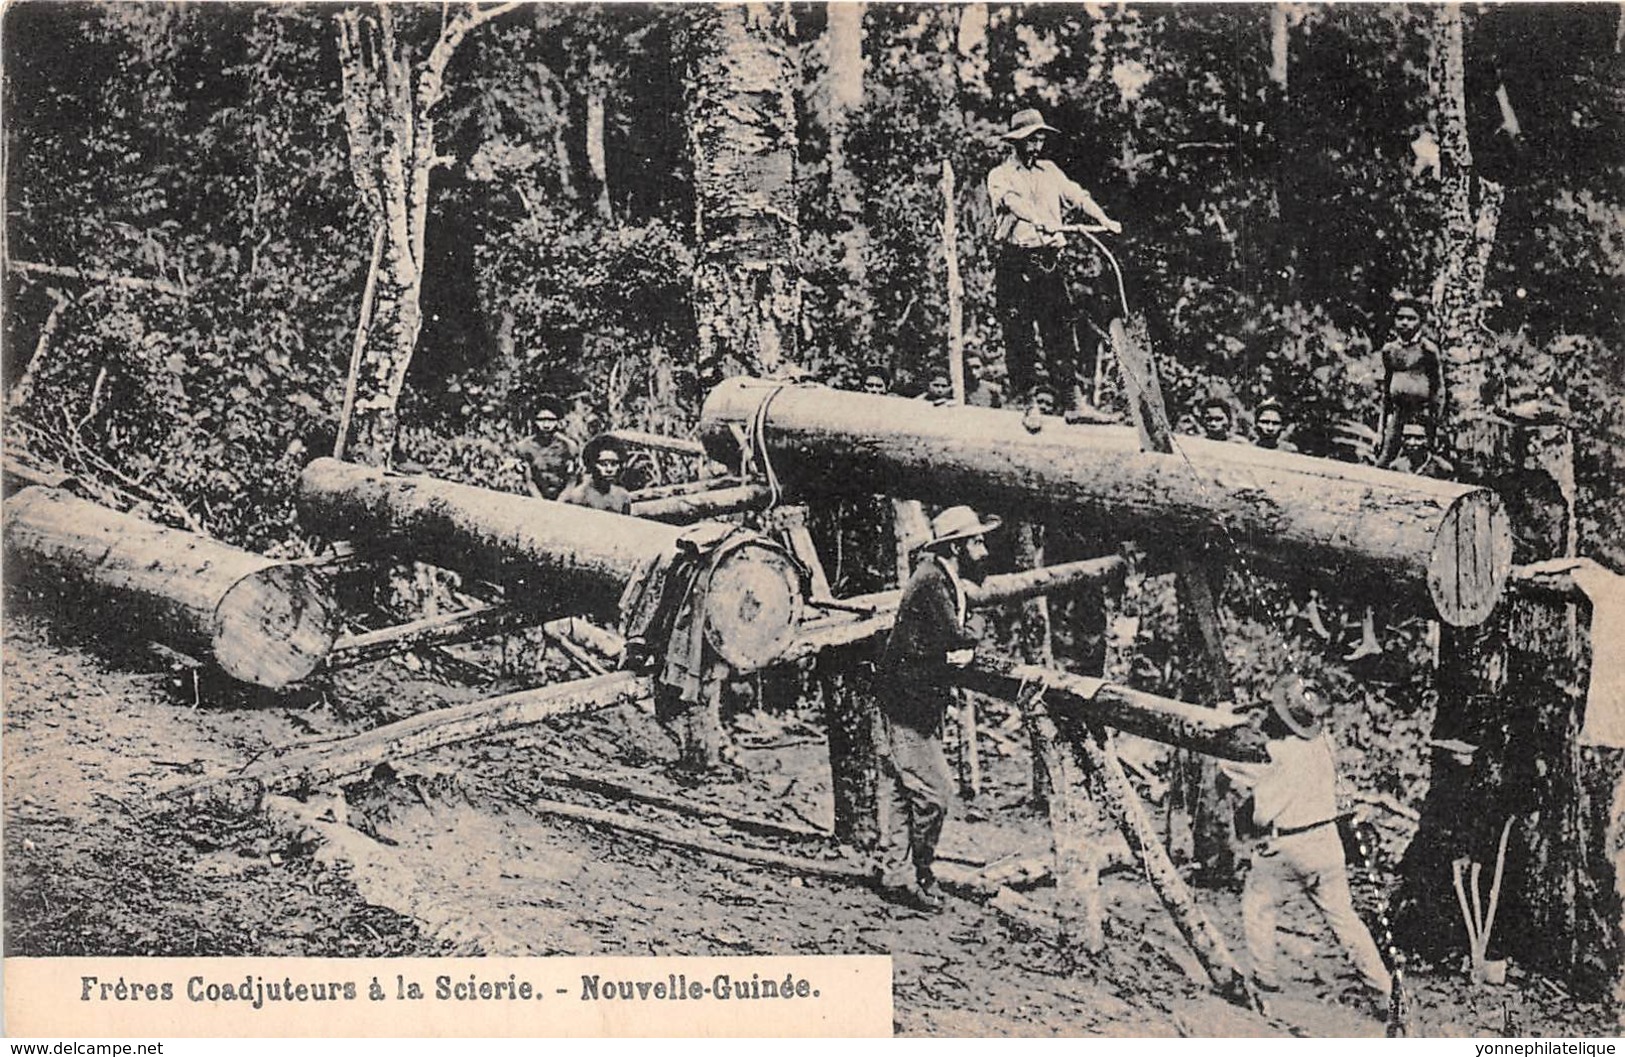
left=162, top=671, right=653, bottom=809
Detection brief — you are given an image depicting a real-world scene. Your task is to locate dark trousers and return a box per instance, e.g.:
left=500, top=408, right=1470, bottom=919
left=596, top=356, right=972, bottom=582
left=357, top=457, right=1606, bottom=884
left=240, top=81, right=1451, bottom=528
left=877, top=712, right=954, bottom=889
left=995, top=247, right=1095, bottom=410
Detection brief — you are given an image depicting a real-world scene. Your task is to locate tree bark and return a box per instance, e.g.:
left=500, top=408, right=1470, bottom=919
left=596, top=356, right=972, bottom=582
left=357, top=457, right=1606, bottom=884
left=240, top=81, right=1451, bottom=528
left=700, top=380, right=1514, bottom=627
left=296, top=458, right=804, bottom=672
left=5, top=487, right=338, bottom=689
left=682, top=3, right=801, bottom=380
left=334, top=3, right=518, bottom=467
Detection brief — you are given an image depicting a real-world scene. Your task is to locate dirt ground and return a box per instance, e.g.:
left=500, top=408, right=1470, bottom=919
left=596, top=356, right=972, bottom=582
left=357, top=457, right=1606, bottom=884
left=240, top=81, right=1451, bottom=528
left=4, top=602, right=1618, bottom=1038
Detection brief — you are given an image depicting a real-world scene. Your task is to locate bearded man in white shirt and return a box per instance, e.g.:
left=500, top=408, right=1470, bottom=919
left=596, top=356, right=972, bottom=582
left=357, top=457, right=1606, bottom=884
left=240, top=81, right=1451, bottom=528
left=986, top=108, right=1122, bottom=422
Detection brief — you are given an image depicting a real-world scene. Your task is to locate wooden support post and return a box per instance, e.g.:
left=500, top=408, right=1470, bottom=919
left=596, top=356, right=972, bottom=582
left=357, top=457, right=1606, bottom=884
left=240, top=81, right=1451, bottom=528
left=1059, top=714, right=1258, bottom=1008
left=955, top=693, right=982, bottom=800
left=821, top=648, right=883, bottom=851
left=162, top=671, right=652, bottom=811
left=4, top=487, right=338, bottom=689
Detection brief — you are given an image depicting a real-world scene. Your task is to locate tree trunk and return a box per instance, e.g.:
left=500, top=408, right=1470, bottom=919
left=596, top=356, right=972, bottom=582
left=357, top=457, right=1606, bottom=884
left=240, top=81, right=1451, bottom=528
left=296, top=458, right=804, bottom=673
left=943, top=159, right=965, bottom=402
left=700, top=380, right=1513, bottom=626
left=5, top=487, right=337, bottom=689
left=682, top=3, right=801, bottom=380
left=820, top=0, right=870, bottom=365
left=585, top=45, right=613, bottom=221
left=1394, top=2, right=1623, bottom=996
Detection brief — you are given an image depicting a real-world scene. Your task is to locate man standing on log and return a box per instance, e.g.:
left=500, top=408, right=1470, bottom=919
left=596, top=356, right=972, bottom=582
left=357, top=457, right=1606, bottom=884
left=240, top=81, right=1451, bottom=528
left=875, top=505, right=1001, bottom=912
left=1222, top=674, right=1393, bottom=1016
left=559, top=435, right=631, bottom=515
left=517, top=395, right=579, bottom=500
left=986, top=107, right=1122, bottom=426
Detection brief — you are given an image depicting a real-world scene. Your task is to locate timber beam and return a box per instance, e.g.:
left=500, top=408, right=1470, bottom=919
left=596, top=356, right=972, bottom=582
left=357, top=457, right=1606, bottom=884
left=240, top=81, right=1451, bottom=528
left=951, top=657, right=1269, bottom=764
left=780, top=556, right=1129, bottom=665
left=162, top=670, right=654, bottom=811
left=699, top=379, right=1512, bottom=627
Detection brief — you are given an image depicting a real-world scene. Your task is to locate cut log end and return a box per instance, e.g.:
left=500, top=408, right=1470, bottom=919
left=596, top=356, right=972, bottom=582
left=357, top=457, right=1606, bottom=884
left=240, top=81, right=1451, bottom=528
left=704, top=542, right=804, bottom=672
left=213, top=564, right=339, bottom=689
left=1429, top=489, right=1513, bottom=627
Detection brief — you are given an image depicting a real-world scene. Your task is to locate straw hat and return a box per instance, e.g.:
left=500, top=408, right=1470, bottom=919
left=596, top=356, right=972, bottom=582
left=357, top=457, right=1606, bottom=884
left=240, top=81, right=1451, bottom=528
left=926, top=505, right=1003, bottom=548
left=1265, top=673, right=1332, bottom=739
left=1001, top=108, right=1061, bottom=140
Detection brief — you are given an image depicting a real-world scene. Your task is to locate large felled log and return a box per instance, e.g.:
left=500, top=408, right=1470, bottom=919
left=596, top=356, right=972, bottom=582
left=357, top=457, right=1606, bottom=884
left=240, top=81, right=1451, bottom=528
left=297, top=458, right=803, bottom=672
left=699, top=379, right=1511, bottom=626
left=951, top=656, right=1270, bottom=763
left=4, top=487, right=337, bottom=688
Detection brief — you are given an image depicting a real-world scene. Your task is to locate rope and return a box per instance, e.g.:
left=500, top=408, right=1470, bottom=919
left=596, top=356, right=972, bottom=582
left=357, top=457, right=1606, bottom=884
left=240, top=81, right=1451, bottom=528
left=1067, top=228, right=1319, bottom=695
left=741, top=380, right=792, bottom=512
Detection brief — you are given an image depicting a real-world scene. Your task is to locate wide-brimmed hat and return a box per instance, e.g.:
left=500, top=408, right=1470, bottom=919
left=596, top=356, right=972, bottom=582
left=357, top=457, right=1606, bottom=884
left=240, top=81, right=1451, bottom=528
left=581, top=433, right=626, bottom=468
left=1264, top=673, right=1332, bottom=739
left=532, top=394, right=566, bottom=421
left=927, top=505, right=1002, bottom=548
left=1001, top=108, right=1061, bottom=140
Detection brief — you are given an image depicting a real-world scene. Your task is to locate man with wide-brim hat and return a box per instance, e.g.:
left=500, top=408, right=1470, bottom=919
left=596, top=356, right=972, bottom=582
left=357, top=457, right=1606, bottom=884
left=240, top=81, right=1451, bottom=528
left=559, top=433, right=631, bottom=515
left=986, top=106, right=1123, bottom=424
left=1221, top=673, right=1393, bottom=1016
left=873, top=505, right=1001, bottom=912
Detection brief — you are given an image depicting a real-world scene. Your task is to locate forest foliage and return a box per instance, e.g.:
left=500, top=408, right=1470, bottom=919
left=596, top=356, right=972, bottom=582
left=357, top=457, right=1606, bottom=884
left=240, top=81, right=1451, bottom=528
left=4, top=2, right=1621, bottom=554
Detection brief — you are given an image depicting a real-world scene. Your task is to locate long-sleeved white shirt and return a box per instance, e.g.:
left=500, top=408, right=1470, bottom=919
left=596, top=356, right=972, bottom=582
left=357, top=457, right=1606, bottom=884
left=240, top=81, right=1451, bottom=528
left=986, top=157, right=1111, bottom=249
left=1220, top=732, right=1339, bottom=832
